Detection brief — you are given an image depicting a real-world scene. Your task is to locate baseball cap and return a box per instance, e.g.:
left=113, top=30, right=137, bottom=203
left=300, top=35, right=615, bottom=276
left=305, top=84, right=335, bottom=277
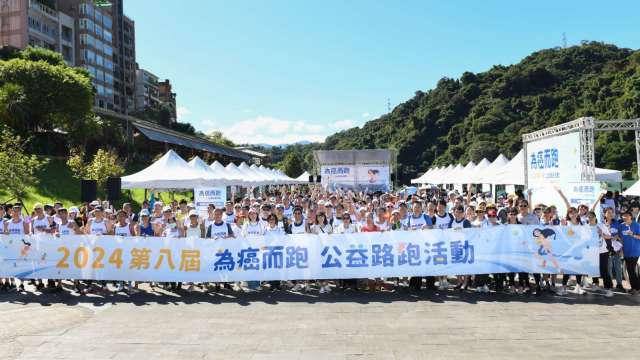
left=69, top=206, right=80, bottom=214
left=162, top=206, right=172, bottom=213
left=140, top=209, right=150, bottom=217
left=276, top=204, right=284, bottom=209
left=33, top=203, right=43, bottom=209
left=188, top=210, right=198, bottom=217
left=90, top=200, right=100, bottom=206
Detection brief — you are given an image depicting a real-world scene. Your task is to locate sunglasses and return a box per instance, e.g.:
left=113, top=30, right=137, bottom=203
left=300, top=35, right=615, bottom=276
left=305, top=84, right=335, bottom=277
left=519, top=205, right=527, bottom=208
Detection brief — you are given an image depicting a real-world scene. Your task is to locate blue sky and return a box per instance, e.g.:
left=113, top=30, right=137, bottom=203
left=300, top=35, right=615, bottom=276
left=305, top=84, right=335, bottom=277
left=124, top=0, right=639, bottom=145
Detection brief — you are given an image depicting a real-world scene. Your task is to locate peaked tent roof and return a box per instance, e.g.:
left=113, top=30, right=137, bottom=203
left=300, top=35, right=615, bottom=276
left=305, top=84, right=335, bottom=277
left=122, top=150, right=208, bottom=189
left=477, top=154, right=510, bottom=184
left=295, top=171, right=311, bottom=183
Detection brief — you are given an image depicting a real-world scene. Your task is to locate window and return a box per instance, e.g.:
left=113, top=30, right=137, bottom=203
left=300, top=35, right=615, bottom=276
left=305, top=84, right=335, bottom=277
left=103, top=15, right=112, bottom=29
left=104, top=45, right=113, bottom=56
left=80, top=3, right=94, bottom=17
left=104, top=59, right=113, bottom=71
left=95, top=54, right=103, bottom=67
left=95, top=24, right=103, bottom=39
left=83, top=49, right=96, bottom=64
left=97, top=84, right=105, bottom=95
left=95, top=11, right=103, bottom=25
left=80, top=18, right=94, bottom=32
left=104, top=30, right=112, bottom=43
left=28, top=16, right=41, bottom=31
left=96, top=69, right=104, bottom=82
left=94, top=39, right=103, bottom=52
left=105, top=73, right=113, bottom=85
left=61, top=26, right=72, bottom=42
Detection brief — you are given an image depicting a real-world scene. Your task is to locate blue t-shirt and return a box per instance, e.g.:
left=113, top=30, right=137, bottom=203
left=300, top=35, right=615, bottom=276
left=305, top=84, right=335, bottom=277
left=618, top=221, right=640, bottom=257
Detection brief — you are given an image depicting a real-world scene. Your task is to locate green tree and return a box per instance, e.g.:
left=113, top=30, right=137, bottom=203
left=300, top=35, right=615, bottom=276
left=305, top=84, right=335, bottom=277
left=67, top=148, right=124, bottom=187
left=281, top=151, right=304, bottom=177
left=207, top=131, right=235, bottom=147
left=0, top=50, right=94, bottom=144
left=0, top=126, right=48, bottom=200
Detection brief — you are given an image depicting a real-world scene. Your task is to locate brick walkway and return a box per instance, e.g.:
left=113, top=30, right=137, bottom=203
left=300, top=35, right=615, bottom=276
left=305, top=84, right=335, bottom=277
left=1, top=285, right=639, bottom=359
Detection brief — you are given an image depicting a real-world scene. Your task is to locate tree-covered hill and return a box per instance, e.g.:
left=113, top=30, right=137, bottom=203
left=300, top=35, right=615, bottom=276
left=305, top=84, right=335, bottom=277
left=318, top=42, right=640, bottom=183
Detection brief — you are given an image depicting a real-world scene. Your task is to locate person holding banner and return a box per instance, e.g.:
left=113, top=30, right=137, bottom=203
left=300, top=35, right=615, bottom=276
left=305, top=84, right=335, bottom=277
left=310, top=212, right=333, bottom=294
left=587, top=210, right=614, bottom=297
left=3, top=204, right=29, bottom=292
left=557, top=207, right=586, bottom=295
left=619, top=211, right=640, bottom=295
left=406, top=202, right=433, bottom=291
left=138, top=209, right=154, bottom=236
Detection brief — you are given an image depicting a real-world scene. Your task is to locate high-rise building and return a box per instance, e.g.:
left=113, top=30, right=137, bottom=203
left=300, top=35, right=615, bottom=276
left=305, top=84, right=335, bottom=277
left=58, top=0, right=116, bottom=110
left=135, top=67, right=159, bottom=111
left=0, top=0, right=75, bottom=66
left=158, top=79, right=176, bottom=122
left=108, top=0, right=134, bottom=114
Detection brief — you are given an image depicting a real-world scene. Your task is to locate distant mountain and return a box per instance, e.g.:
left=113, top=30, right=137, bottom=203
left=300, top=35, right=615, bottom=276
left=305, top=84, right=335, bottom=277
left=315, top=42, right=640, bottom=183
left=254, top=140, right=312, bottom=149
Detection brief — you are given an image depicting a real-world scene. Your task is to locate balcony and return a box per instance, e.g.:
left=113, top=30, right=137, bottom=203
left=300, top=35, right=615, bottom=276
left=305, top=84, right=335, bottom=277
left=29, top=0, right=58, bottom=22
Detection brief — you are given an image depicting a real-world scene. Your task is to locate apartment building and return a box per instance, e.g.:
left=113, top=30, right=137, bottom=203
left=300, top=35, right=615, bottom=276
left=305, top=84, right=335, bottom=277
left=158, top=79, right=176, bottom=122
left=0, top=0, right=75, bottom=65
left=135, top=67, right=159, bottom=110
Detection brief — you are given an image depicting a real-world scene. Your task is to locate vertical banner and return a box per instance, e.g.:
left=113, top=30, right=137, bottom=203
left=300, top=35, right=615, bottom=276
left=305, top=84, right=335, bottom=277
left=194, top=187, right=227, bottom=216
left=526, top=132, right=589, bottom=215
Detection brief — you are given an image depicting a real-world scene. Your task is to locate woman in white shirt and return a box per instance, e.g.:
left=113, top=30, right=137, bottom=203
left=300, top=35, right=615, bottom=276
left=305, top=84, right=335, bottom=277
left=589, top=210, right=614, bottom=297
left=242, top=209, right=265, bottom=237
left=310, top=212, right=332, bottom=235
left=334, top=214, right=358, bottom=291
left=310, top=212, right=332, bottom=294
left=374, top=207, right=389, bottom=231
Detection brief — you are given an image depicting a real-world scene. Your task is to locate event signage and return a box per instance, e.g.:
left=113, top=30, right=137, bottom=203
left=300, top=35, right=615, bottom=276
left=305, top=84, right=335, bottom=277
left=0, top=225, right=598, bottom=282
left=355, top=165, right=391, bottom=192
left=194, top=187, right=227, bottom=216
left=526, top=131, right=581, bottom=186
left=321, top=165, right=390, bottom=192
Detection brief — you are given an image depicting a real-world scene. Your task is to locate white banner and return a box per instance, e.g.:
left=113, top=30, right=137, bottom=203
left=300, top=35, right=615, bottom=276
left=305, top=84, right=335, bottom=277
left=194, top=187, right=226, bottom=216
left=0, top=226, right=599, bottom=281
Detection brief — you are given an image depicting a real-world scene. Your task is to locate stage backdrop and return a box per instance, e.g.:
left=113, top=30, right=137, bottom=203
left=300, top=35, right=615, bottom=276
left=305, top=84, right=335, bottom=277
left=0, top=225, right=598, bottom=282
left=321, top=165, right=390, bottom=192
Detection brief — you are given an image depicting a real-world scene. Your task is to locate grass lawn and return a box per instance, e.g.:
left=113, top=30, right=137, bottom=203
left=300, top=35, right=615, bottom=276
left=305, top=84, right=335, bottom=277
left=0, top=157, right=192, bottom=212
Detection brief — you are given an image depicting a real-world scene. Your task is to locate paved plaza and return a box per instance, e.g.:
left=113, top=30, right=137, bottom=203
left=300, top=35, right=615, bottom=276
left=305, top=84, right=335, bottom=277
left=1, top=285, right=639, bottom=360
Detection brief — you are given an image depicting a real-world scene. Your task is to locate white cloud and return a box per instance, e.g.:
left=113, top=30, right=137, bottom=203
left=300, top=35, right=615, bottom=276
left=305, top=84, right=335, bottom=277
left=219, top=115, right=334, bottom=145
left=333, top=119, right=356, bottom=129
left=177, top=106, right=191, bottom=121
left=362, top=112, right=371, bottom=118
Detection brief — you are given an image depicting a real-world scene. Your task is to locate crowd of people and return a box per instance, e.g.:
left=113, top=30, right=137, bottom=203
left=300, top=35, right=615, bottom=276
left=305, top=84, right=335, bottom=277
left=1, top=184, right=640, bottom=298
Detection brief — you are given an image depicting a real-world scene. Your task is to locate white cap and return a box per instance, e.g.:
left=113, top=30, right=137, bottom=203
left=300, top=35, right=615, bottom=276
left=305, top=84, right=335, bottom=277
left=188, top=210, right=198, bottom=217
left=162, top=206, right=172, bottom=212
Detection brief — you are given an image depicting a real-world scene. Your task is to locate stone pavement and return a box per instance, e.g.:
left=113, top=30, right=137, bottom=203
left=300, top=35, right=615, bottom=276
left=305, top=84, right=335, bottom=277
left=1, top=285, right=639, bottom=360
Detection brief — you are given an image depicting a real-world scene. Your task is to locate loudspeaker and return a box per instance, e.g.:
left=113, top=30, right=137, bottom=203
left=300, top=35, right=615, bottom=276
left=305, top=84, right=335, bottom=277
left=81, top=180, right=97, bottom=203
left=316, top=175, right=322, bottom=183
left=308, top=175, right=314, bottom=183
left=106, top=177, right=122, bottom=201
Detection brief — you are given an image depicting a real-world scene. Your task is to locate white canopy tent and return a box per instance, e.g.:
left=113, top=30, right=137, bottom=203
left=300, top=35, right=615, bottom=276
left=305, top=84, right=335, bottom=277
left=623, top=181, right=640, bottom=196
left=449, top=161, right=476, bottom=185
left=434, top=165, right=454, bottom=184
left=210, top=160, right=247, bottom=185
left=492, top=150, right=525, bottom=185
left=594, top=168, right=623, bottom=183
left=477, top=154, right=510, bottom=184
left=122, top=150, right=210, bottom=190
left=295, top=171, right=311, bottom=183
left=411, top=167, right=434, bottom=184
left=458, top=158, right=489, bottom=184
